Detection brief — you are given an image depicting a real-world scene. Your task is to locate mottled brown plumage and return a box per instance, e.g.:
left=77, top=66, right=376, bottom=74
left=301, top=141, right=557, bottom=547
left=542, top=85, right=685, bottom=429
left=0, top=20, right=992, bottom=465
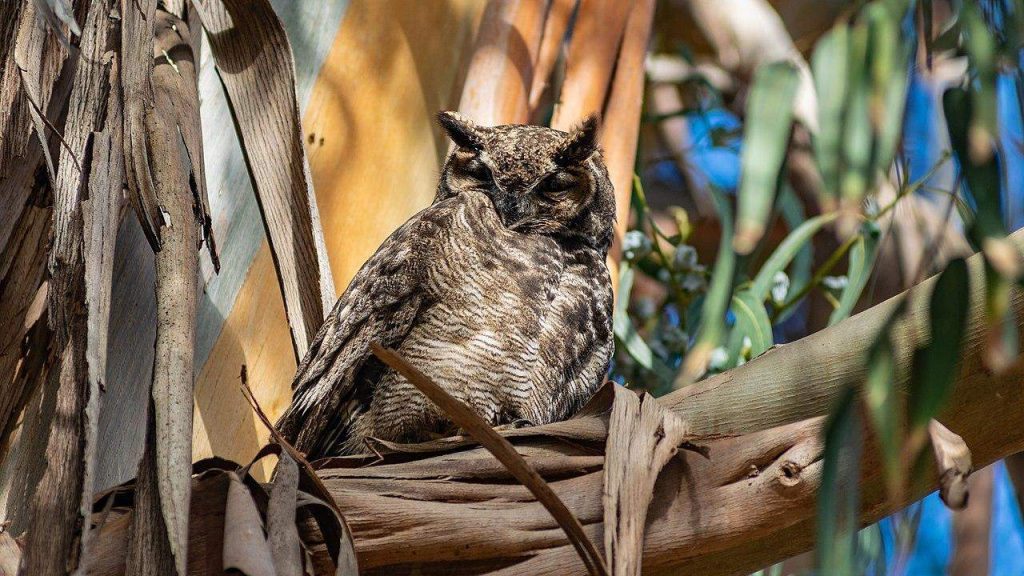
left=277, top=112, right=615, bottom=458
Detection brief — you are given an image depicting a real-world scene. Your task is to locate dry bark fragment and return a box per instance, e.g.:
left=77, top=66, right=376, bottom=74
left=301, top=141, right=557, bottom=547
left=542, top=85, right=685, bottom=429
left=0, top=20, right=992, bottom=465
left=457, top=0, right=546, bottom=125
left=223, top=472, right=276, bottom=576
left=121, top=0, right=162, bottom=249
left=550, top=0, right=631, bottom=130
left=126, top=11, right=208, bottom=573
left=195, top=0, right=336, bottom=361
left=930, top=419, right=972, bottom=510
left=268, top=452, right=304, bottom=576
left=602, top=386, right=695, bottom=576
left=21, top=0, right=120, bottom=572
left=528, top=0, right=577, bottom=115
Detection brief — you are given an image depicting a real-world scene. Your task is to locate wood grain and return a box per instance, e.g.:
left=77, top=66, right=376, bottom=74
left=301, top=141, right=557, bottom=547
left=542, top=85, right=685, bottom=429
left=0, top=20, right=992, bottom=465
left=196, top=0, right=337, bottom=362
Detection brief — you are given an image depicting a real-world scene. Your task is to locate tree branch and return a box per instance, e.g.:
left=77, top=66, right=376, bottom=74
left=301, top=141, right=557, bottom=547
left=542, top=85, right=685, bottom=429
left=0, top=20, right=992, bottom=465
left=83, top=230, right=1024, bottom=575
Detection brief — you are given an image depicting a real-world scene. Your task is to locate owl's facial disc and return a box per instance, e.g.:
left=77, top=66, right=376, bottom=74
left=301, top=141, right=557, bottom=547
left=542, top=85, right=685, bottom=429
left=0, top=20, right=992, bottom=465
left=435, top=111, right=615, bottom=250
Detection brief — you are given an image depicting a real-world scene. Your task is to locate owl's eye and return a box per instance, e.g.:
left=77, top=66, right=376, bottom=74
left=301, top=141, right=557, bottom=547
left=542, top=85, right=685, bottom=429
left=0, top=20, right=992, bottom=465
left=537, top=172, right=578, bottom=200
left=464, top=158, right=493, bottom=183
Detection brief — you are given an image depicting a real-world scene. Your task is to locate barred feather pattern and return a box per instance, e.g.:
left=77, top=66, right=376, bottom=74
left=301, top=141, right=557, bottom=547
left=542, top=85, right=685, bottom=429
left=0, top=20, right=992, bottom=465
left=277, top=115, right=615, bottom=458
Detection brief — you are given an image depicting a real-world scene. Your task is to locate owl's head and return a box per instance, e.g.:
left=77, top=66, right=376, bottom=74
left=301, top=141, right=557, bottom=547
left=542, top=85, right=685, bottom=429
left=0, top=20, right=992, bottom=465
left=435, top=111, right=616, bottom=252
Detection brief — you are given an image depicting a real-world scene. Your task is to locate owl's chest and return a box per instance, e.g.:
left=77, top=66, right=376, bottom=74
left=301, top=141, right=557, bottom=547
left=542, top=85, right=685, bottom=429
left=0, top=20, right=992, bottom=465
left=429, top=207, right=561, bottom=313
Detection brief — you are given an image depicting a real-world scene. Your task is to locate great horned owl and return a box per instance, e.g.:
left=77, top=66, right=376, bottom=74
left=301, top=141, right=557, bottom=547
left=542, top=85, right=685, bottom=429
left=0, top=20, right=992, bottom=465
left=276, top=112, right=615, bottom=458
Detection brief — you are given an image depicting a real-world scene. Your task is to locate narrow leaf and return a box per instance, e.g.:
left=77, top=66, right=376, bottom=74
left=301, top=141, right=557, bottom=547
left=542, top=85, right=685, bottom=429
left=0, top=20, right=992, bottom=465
left=751, top=212, right=838, bottom=301
left=962, top=5, right=998, bottom=165
left=868, top=3, right=910, bottom=179
left=813, top=25, right=850, bottom=201
left=734, top=61, right=801, bottom=254
left=841, top=20, right=871, bottom=203
left=727, top=288, right=773, bottom=364
left=613, top=262, right=673, bottom=383
left=817, top=385, right=863, bottom=575
left=908, top=258, right=969, bottom=429
left=680, top=189, right=736, bottom=382
left=864, top=333, right=899, bottom=499
left=828, top=224, right=881, bottom=326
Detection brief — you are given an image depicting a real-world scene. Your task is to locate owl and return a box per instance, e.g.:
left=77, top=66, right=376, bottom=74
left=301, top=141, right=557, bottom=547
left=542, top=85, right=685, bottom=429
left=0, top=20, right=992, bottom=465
left=276, top=111, right=616, bottom=458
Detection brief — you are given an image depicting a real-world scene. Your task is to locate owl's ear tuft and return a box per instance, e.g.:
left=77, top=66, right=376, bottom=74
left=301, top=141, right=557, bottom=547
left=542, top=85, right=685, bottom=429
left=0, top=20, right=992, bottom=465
left=438, top=111, right=484, bottom=150
left=554, top=114, right=600, bottom=166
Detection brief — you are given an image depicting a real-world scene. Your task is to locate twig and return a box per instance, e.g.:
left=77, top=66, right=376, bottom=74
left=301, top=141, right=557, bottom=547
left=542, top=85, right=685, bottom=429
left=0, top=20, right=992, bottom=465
left=17, top=67, right=83, bottom=174
left=370, top=342, right=610, bottom=576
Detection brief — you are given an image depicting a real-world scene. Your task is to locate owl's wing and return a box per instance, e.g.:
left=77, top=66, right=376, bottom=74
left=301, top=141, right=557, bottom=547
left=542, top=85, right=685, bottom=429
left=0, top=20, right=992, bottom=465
left=276, top=213, right=436, bottom=458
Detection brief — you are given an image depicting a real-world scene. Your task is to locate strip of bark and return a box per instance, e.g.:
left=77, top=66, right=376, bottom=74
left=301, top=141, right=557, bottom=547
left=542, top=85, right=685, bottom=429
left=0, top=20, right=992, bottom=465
left=528, top=0, right=577, bottom=116
left=120, top=0, right=162, bottom=249
left=195, top=0, right=336, bottom=361
left=125, top=11, right=205, bottom=573
left=599, top=0, right=656, bottom=268
left=602, top=386, right=695, bottom=576
left=21, top=0, right=120, bottom=572
left=549, top=0, right=631, bottom=130
left=457, top=0, right=546, bottom=125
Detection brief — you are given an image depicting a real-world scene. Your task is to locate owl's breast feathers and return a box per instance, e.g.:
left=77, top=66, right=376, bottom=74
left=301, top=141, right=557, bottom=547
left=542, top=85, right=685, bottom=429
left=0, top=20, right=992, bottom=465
left=277, top=191, right=613, bottom=457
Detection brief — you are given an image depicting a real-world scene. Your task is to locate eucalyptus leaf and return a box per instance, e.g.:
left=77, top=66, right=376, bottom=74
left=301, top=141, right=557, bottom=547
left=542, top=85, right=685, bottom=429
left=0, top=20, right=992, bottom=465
left=813, top=25, right=850, bottom=200
left=962, top=4, right=998, bottom=165
left=752, top=212, right=838, bottom=301
left=828, top=224, right=881, bottom=326
left=817, top=385, right=863, bottom=575
left=726, top=288, right=773, bottom=365
left=734, top=61, right=801, bottom=254
left=679, top=189, right=736, bottom=382
left=841, top=20, right=872, bottom=203
left=908, top=258, right=969, bottom=429
left=613, top=262, right=673, bottom=383
left=865, top=332, right=900, bottom=497
left=868, top=3, right=911, bottom=180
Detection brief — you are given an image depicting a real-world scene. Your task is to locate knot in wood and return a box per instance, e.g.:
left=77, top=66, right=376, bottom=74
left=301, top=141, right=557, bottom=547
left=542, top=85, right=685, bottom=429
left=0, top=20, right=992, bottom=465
left=777, top=460, right=802, bottom=487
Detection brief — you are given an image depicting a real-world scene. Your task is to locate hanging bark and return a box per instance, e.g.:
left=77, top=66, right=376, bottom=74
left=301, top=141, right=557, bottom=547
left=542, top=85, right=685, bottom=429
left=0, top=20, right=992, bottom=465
left=21, top=0, right=121, bottom=572
left=528, top=0, right=577, bottom=116
left=550, top=0, right=631, bottom=131
left=125, top=9, right=208, bottom=575
left=194, top=0, right=336, bottom=361
left=599, top=0, right=656, bottom=269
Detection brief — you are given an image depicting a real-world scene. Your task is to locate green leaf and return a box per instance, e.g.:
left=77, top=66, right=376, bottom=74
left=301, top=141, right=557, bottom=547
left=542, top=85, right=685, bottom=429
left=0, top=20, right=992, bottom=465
left=613, top=262, right=673, bottom=383
left=726, top=288, right=774, bottom=365
left=813, top=25, right=850, bottom=200
left=828, top=224, right=882, bottom=326
left=841, top=20, right=872, bottom=203
left=680, top=188, right=736, bottom=382
left=751, top=211, right=838, bottom=301
left=962, top=5, right=998, bottom=165
left=734, top=61, right=801, bottom=254
left=817, top=385, right=863, bottom=575
left=943, top=87, right=1005, bottom=244
left=908, top=258, right=969, bottom=430
left=868, top=3, right=911, bottom=180
left=864, top=331, right=900, bottom=498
